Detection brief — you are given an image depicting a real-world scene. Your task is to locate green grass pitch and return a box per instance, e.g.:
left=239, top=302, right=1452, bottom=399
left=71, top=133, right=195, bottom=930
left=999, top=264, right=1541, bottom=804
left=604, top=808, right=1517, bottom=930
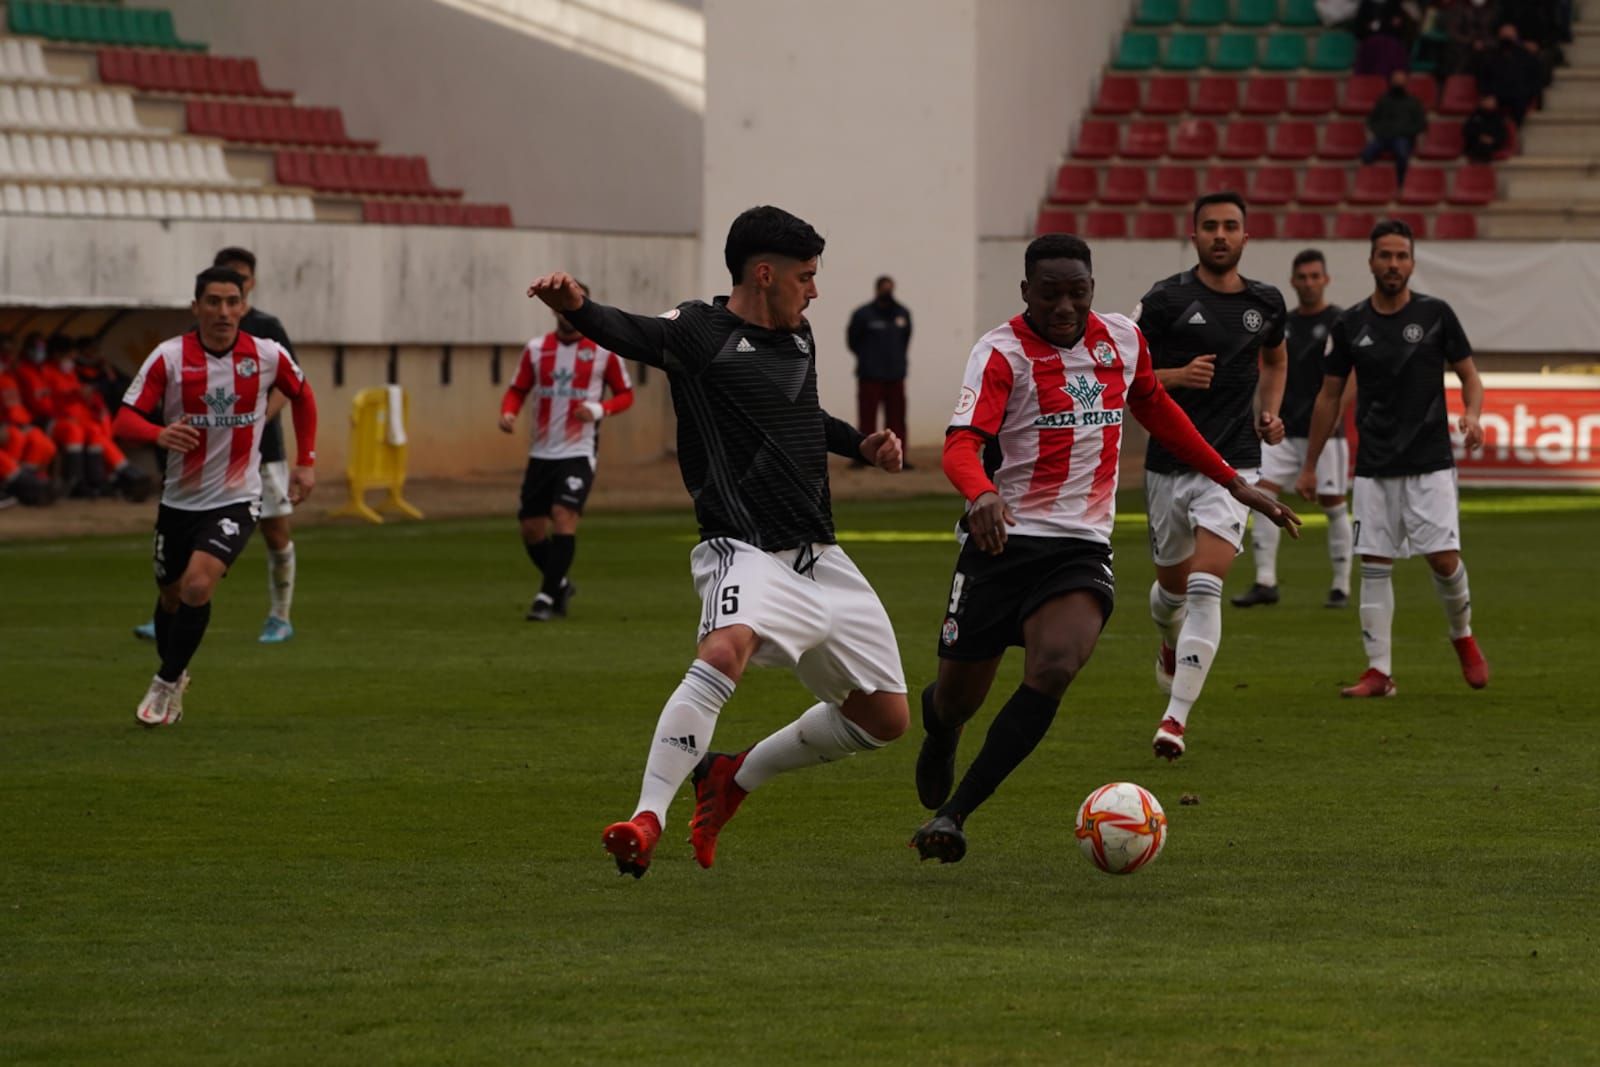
left=3, top=492, right=1597, bottom=1065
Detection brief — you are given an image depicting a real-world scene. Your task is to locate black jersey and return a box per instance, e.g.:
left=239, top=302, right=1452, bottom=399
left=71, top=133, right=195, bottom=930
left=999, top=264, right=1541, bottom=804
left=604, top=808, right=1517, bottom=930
left=566, top=296, right=866, bottom=551
left=1325, top=292, right=1471, bottom=478
left=241, top=307, right=294, bottom=464
left=1282, top=305, right=1343, bottom=439
left=1134, top=269, right=1287, bottom=475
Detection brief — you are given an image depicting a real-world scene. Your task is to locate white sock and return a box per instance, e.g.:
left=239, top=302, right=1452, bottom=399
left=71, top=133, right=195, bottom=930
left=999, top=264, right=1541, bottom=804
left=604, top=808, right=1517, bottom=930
left=1432, top=562, right=1473, bottom=639
left=1325, top=506, right=1353, bottom=595
left=734, top=702, right=888, bottom=792
left=267, top=541, right=296, bottom=622
left=1164, top=572, right=1223, bottom=727
left=633, top=661, right=735, bottom=827
left=1251, top=507, right=1281, bottom=588
left=1359, top=562, right=1395, bottom=674
left=1149, top=580, right=1188, bottom=646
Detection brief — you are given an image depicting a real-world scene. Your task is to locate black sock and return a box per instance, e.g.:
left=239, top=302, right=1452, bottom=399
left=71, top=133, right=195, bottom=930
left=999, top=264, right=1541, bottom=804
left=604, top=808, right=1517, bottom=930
left=524, top=538, right=550, bottom=576
left=153, top=598, right=176, bottom=664
left=159, top=601, right=211, bottom=683
left=540, top=534, right=576, bottom=598
left=938, top=684, right=1060, bottom=821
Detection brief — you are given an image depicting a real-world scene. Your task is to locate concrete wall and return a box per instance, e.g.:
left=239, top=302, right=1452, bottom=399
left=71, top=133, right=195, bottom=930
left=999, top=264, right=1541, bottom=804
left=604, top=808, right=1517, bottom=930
left=154, top=0, right=705, bottom=235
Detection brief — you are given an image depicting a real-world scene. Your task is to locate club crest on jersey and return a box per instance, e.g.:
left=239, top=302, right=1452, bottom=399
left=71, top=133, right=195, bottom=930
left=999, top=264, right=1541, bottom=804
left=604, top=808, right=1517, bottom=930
left=793, top=334, right=810, bottom=354
left=941, top=617, right=959, bottom=646
left=1243, top=309, right=1265, bottom=333
left=954, top=386, right=977, bottom=416
left=577, top=348, right=595, bottom=362
left=234, top=357, right=258, bottom=379
left=1312, top=324, right=1328, bottom=340
left=1092, top=340, right=1117, bottom=367
left=1404, top=323, right=1425, bottom=343
left=1063, top=373, right=1106, bottom=408
left=203, top=386, right=238, bottom=414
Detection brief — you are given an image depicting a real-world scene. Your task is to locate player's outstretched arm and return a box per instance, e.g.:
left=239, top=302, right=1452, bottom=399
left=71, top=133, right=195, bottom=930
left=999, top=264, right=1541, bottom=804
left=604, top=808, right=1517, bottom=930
left=1295, top=376, right=1346, bottom=500
left=527, top=273, right=676, bottom=371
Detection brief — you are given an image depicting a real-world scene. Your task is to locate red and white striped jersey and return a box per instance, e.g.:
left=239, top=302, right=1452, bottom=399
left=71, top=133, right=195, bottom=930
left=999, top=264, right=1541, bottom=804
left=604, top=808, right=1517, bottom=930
left=123, top=330, right=307, bottom=511
left=948, top=312, right=1149, bottom=545
left=502, top=333, right=634, bottom=461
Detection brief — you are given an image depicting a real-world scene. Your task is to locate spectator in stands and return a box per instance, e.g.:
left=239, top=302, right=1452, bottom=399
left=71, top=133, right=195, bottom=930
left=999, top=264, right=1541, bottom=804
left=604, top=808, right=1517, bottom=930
left=1438, top=0, right=1502, bottom=78
left=846, top=275, right=913, bottom=470
left=1475, top=23, right=1546, bottom=124
left=1361, top=70, right=1429, bottom=184
left=1354, top=15, right=1413, bottom=77
left=1502, top=1, right=1562, bottom=48
left=1462, top=92, right=1510, bottom=162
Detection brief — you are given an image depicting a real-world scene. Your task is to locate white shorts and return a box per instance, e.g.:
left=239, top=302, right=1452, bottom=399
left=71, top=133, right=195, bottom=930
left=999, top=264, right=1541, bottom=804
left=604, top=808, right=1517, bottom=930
left=1144, top=468, right=1258, bottom=567
left=1352, top=469, right=1460, bottom=560
left=690, top=537, right=907, bottom=706
left=1259, top=437, right=1349, bottom=498
left=259, top=460, right=293, bottom=520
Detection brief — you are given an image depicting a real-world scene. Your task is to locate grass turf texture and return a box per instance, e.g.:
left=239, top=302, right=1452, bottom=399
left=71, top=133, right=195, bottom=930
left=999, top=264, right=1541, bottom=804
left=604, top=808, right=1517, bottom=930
left=2, top=491, right=1596, bottom=1065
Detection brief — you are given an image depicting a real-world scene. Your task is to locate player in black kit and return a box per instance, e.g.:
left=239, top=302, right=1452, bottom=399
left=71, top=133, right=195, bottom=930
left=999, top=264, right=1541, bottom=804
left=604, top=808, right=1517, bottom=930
left=1234, top=248, right=1355, bottom=610
left=1298, top=219, right=1489, bottom=698
left=1134, top=192, right=1289, bottom=761
left=528, top=206, right=908, bottom=878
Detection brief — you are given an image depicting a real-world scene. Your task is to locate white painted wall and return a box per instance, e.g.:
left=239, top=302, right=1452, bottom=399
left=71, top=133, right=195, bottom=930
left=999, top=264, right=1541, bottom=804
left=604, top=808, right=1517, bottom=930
left=976, top=0, right=1135, bottom=239
left=155, top=0, right=704, bottom=235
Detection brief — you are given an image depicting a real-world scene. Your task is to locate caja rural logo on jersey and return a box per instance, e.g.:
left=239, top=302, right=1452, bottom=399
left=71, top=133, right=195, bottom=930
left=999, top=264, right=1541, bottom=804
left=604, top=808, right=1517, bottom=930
left=535, top=366, right=589, bottom=400
left=1035, top=373, right=1123, bottom=430
left=189, top=386, right=257, bottom=428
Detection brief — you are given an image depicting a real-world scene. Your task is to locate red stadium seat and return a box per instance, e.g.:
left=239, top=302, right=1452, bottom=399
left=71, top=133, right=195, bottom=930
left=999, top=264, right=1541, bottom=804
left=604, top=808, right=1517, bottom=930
left=1074, top=120, right=1120, bottom=160
left=1398, top=167, right=1446, bottom=206
left=1439, top=74, right=1478, bottom=115
left=1269, top=120, right=1317, bottom=161
left=1418, top=121, right=1464, bottom=160
left=1101, top=166, right=1149, bottom=205
left=1201, top=164, right=1248, bottom=194
left=1447, top=165, right=1497, bottom=205
left=1052, top=164, right=1099, bottom=205
left=1122, top=122, right=1170, bottom=159
left=1387, top=211, right=1429, bottom=238
left=1349, top=164, right=1398, bottom=205
left=1282, top=212, right=1327, bottom=239
left=1149, top=165, right=1199, bottom=205
left=1095, top=75, right=1142, bottom=116
left=1433, top=212, right=1478, bottom=239
left=1219, top=120, right=1268, bottom=159
left=1298, top=166, right=1348, bottom=206
left=1319, top=121, right=1367, bottom=160
left=1333, top=211, right=1378, bottom=239
left=1084, top=211, right=1129, bottom=238
left=1143, top=76, right=1190, bottom=115
left=1170, top=119, right=1219, bottom=160
left=1338, top=75, right=1384, bottom=116
left=1290, top=76, right=1338, bottom=116
left=1192, top=76, right=1240, bottom=116
left=1248, top=166, right=1298, bottom=206
left=1248, top=212, right=1279, bottom=239
left=1036, top=207, right=1077, bottom=234
left=1133, top=211, right=1178, bottom=239
left=1406, top=74, right=1438, bottom=112
left=1241, top=77, right=1289, bottom=116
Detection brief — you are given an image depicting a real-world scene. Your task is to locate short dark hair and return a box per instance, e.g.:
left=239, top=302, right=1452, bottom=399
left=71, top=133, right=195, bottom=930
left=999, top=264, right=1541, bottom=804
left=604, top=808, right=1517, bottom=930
left=213, top=246, right=256, bottom=272
left=1369, top=218, right=1414, bottom=252
left=724, top=206, right=825, bottom=285
left=195, top=266, right=246, bottom=300
left=1192, top=191, right=1248, bottom=226
left=1292, top=248, right=1326, bottom=270
left=1024, top=233, right=1093, bottom=277
left=875, top=274, right=893, bottom=288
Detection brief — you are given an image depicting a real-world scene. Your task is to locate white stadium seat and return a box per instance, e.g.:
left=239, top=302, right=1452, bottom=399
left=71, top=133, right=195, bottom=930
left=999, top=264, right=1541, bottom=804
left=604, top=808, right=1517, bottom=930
left=96, top=92, right=121, bottom=133
left=36, top=88, right=60, bottom=128
left=91, top=137, right=113, bottom=179
left=2, top=183, right=23, bottom=214
left=258, top=194, right=280, bottom=220
left=85, top=186, right=107, bottom=216
left=114, top=95, right=139, bottom=132
left=0, top=137, right=12, bottom=178
left=23, top=184, right=44, bottom=214
left=221, top=192, right=242, bottom=217
left=43, top=184, right=66, bottom=215
left=168, top=141, right=194, bottom=181
left=64, top=185, right=86, bottom=215
left=202, top=190, right=223, bottom=218
left=239, top=193, right=261, bottom=219
left=183, top=189, right=204, bottom=218
left=10, top=134, right=34, bottom=176
left=57, top=90, right=83, bottom=130
left=70, top=137, right=93, bottom=177
left=0, top=86, right=19, bottom=126
left=0, top=40, right=25, bottom=81
left=124, top=187, right=147, bottom=217
left=16, top=86, right=40, bottom=127
left=202, top=143, right=230, bottom=183
left=164, top=189, right=185, bottom=217
left=105, top=186, right=127, bottom=216
left=127, top=139, right=152, bottom=180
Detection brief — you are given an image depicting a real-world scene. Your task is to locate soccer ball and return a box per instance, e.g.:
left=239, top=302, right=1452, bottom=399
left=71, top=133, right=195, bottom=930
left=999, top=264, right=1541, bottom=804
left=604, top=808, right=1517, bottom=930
left=1075, top=782, right=1168, bottom=874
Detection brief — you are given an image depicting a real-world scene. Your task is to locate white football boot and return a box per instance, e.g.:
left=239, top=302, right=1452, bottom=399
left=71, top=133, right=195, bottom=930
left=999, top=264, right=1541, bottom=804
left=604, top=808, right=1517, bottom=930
left=135, top=675, right=177, bottom=727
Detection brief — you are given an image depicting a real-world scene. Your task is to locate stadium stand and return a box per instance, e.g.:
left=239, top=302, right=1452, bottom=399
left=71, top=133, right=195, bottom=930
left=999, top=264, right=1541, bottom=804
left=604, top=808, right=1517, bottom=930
left=1039, top=0, right=1585, bottom=240
left=0, top=0, right=513, bottom=227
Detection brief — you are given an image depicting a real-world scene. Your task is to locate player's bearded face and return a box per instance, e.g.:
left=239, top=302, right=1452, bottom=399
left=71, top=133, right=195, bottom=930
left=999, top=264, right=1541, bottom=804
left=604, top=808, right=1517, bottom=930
left=193, top=284, right=245, bottom=352
left=1370, top=236, right=1414, bottom=295
left=1192, top=207, right=1246, bottom=274
left=767, top=257, right=818, bottom=331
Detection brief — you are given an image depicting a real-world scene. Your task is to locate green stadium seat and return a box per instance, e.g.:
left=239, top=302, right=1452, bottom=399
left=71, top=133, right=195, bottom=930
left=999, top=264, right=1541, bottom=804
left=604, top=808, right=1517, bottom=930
left=1185, top=0, right=1229, bottom=27
left=6, top=1, right=205, bottom=49
left=1232, top=0, right=1277, bottom=26
left=1213, top=34, right=1258, bottom=71
left=1280, top=0, right=1319, bottom=26
left=1162, top=33, right=1210, bottom=71
left=1114, top=32, right=1161, bottom=71
left=1309, top=31, right=1357, bottom=70
left=1135, top=0, right=1182, bottom=26
left=1261, top=33, right=1308, bottom=70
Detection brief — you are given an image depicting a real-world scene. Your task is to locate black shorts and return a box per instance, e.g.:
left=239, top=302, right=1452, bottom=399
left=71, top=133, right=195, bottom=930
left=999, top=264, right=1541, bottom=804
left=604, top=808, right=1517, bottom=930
left=937, top=535, right=1116, bottom=661
left=152, top=501, right=258, bottom=586
left=518, top=457, right=595, bottom=519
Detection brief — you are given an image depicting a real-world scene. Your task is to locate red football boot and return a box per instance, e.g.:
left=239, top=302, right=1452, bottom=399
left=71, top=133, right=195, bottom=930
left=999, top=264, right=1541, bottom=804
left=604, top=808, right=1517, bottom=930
left=1452, top=636, right=1489, bottom=690
left=1341, top=668, right=1397, bottom=698
left=689, top=750, right=748, bottom=869
left=1152, top=717, right=1186, bottom=761
left=601, top=811, right=662, bottom=879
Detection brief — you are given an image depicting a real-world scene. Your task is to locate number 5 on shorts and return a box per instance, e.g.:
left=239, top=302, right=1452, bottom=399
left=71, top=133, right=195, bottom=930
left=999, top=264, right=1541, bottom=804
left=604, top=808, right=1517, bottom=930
left=721, top=585, right=740, bottom=616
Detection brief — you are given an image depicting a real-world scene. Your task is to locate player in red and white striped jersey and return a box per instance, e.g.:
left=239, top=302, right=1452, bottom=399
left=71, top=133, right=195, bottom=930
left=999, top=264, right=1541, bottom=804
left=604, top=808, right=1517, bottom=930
left=113, top=267, right=318, bottom=727
left=499, top=284, right=634, bottom=621
left=910, top=235, right=1299, bottom=864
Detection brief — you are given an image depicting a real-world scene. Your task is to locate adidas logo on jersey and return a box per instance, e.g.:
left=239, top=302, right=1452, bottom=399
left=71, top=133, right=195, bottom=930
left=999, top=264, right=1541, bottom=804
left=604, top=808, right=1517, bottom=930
left=1188, top=311, right=1206, bottom=325
left=736, top=337, right=756, bottom=353
left=662, top=733, right=698, bottom=753
left=1357, top=334, right=1376, bottom=347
